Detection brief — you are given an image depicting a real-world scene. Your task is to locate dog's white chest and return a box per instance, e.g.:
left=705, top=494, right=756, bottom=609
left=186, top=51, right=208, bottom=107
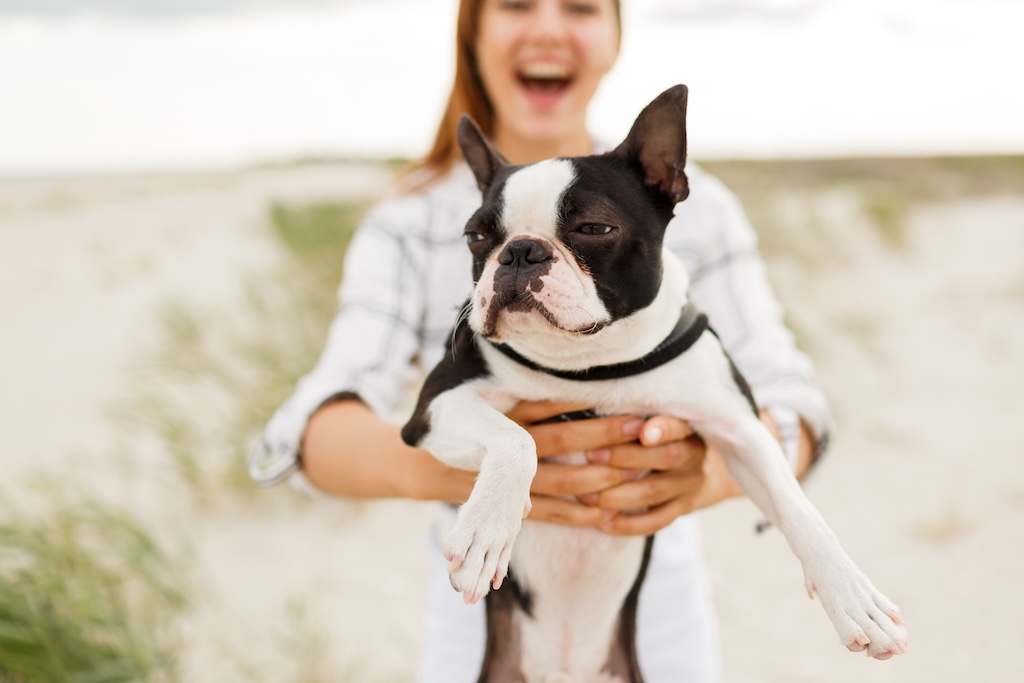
left=512, top=522, right=646, bottom=683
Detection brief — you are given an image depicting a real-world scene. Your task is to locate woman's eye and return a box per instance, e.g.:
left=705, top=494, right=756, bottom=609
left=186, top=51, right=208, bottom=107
left=465, top=231, right=487, bottom=244
left=566, top=1, right=598, bottom=15
left=577, top=224, right=614, bottom=235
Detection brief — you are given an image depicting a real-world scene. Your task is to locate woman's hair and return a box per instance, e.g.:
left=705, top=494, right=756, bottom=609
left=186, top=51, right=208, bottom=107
left=399, top=0, right=621, bottom=192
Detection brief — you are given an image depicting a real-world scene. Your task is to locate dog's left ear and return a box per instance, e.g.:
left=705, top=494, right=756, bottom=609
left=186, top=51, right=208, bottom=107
left=612, top=84, right=689, bottom=205
left=458, top=115, right=510, bottom=195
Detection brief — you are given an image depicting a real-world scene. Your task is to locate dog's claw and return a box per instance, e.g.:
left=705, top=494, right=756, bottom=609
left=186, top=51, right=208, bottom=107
left=846, top=635, right=869, bottom=652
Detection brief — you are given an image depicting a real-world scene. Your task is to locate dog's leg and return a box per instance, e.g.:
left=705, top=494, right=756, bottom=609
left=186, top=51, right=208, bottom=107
left=698, top=411, right=908, bottom=659
left=417, top=382, right=536, bottom=605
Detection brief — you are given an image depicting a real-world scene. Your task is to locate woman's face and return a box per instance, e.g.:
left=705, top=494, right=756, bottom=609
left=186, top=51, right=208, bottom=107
left=476, top=0, right=619, bottom=152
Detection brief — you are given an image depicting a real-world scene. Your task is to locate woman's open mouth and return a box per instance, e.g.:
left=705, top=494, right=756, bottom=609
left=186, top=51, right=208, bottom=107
left=517, top=62, right=573, bottom=108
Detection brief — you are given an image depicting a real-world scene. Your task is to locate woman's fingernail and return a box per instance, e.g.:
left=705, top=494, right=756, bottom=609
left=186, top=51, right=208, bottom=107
left=645, top=426, right=663, bottom=445
left=623, top=419, right=644, bottom=437
left=578, top=493, right=598, bottom=505
left=621, top=468, right=638, bottom=481
left=588, top=448, right=611, bottom=463
left=602, top=510, right=618, bottom=523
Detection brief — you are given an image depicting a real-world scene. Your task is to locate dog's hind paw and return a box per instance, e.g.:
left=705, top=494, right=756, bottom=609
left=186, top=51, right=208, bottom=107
left=442, top=493, right=526, bottom=603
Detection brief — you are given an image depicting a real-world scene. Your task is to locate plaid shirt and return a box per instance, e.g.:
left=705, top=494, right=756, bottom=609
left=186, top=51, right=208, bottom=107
left=249, top=162, right=831, bottom=486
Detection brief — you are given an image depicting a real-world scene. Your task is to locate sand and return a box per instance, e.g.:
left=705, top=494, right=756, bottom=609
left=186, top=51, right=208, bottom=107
left=1, top=162, right=1021, bottom=681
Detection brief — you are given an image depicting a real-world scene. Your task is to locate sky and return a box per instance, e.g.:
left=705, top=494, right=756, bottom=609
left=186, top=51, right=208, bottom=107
left=0, top=0, right=1022, bottom=176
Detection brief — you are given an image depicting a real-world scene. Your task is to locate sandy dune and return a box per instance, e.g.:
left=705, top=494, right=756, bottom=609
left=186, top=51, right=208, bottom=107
left=1, top=162, right=1021, bottom=681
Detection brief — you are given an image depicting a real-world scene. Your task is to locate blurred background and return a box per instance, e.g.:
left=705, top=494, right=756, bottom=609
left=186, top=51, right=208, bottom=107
left=1, top=0, right=1022, bottom=681
left=3, top=0, right=1024, bottom=174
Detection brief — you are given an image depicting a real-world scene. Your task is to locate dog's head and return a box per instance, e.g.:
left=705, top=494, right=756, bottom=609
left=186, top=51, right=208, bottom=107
left=459, top=84, right=689, bottom=344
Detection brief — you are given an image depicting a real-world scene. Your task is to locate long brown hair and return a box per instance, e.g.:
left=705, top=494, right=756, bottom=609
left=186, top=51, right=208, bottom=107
left=400, top=0, right=621, bottom=192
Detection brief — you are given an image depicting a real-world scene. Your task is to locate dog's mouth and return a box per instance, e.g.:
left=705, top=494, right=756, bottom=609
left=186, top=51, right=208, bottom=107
left=480, top=292, right=605, bottom=340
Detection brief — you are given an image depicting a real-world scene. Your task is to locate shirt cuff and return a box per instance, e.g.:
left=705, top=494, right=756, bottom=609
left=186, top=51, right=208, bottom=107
left=765, top=405, right=801, bottom=473
left=248, top=436, right=300, bottom=488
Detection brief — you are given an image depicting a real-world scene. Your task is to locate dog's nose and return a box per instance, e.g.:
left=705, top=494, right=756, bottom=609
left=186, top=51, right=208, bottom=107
left=498, top=239, right=552, bottom=267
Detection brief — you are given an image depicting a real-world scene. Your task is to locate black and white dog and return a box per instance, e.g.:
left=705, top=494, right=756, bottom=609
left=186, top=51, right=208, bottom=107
left=402, top=85, right=907, bottom=682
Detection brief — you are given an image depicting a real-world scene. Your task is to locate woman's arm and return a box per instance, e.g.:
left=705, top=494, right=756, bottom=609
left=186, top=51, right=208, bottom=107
left=301, top=398, right=717, bottom=529
left=302, top=399, right=475, bottom=503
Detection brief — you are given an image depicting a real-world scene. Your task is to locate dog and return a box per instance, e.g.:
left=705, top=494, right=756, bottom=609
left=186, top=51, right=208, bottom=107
left=401, top=85, right=907, bottom=682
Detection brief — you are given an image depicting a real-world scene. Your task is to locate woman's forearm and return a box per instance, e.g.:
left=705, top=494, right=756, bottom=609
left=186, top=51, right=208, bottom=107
left=795, top=421, right=815, bottom=480
left=301, top=400, right=473, bottom=503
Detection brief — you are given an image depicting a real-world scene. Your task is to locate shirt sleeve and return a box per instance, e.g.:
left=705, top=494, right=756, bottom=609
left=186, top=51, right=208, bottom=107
left=249, top=196, right=430, bottom=486
left=667, top=166, right=833, bottom=463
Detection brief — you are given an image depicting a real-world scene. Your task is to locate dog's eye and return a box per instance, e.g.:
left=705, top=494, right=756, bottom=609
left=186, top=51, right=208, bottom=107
left=465, top=231, right=486, bottom=244
left=577, top=224, right=615, bottom=236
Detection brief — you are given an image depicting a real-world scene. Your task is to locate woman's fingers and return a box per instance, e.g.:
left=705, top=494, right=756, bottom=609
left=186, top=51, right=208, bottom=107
left=527, top=495, right=613, bottom=527
left=637, top=414, right=695, bottom=447
left=531, top=462, right=637, bottom=498
left=509, top=404, right=698, bottom=464
left=587, top=435, right=705, bottom=471
left=506, top=400, right=593, bottom=425
left=597, top=498, right=690, bottom=536
left=527, top=414, right=644, bottom=458
left=590, top=468, right=704, bottom=511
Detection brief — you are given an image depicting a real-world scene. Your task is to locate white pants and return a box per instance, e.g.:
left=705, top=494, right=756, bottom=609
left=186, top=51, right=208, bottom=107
left=416, top=510, right=721, bottom=682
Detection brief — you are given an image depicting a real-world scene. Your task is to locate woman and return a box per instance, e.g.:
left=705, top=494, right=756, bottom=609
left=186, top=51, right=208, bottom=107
left=250, top=0, right=830, bottom=680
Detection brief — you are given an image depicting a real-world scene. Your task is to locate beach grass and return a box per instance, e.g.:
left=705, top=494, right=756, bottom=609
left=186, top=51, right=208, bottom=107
left=703, top=154, right=1024, bottom=253
left=0, top=485, right=187, bottom=683
left=113, top=199, right=370, bottom=501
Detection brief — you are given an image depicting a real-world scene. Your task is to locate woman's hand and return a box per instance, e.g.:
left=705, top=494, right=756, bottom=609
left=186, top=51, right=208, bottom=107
left=586, top=414, right=743, bottom=535
left=507, top=401, right=743, bottom=535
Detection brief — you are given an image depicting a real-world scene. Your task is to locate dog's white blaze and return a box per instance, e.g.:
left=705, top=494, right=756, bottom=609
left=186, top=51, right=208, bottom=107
left=500, top=159, right=575, bottom=240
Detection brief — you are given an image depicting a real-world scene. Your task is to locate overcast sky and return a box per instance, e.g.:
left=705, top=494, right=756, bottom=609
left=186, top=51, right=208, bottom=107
left=1, top=0, right=1021, bottom=175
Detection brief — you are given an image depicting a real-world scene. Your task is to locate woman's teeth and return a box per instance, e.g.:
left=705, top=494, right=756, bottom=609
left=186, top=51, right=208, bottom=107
left=519, top=62, right=571, bottom=80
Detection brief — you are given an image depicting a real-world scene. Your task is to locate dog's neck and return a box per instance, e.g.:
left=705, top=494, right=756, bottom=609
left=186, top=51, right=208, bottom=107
left=489, top=250, right=691, bottom=372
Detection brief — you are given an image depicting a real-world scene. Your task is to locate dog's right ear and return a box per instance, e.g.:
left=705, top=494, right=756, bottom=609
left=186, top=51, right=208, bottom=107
left=458, top=115, right=509, bottom=195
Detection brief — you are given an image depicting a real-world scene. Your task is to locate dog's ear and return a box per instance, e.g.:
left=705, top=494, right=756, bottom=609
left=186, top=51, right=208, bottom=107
left=612, top=84, right=689, bottom=205
left=458, top=115, right=509, bottom=195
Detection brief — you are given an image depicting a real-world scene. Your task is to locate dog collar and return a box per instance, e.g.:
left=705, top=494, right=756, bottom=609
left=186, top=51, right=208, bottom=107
left=490, top=303, right=709, bottom=382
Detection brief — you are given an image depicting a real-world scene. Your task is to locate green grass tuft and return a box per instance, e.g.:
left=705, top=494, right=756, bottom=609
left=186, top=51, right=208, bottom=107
left=0, top=487, right=187, bottom=683
left=269, top=201, right=364, bottom=291
left=860, top=186, right=908, bottom=247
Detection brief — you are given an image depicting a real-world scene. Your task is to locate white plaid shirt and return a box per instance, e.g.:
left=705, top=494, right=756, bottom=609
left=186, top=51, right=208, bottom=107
left=249, top=161, right=831, bottom=486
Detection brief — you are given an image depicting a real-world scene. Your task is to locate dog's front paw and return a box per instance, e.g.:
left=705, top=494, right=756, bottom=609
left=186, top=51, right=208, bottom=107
left=807, top=562, right=908, bottom=660
left=443, top=493, right=531, bottom=604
